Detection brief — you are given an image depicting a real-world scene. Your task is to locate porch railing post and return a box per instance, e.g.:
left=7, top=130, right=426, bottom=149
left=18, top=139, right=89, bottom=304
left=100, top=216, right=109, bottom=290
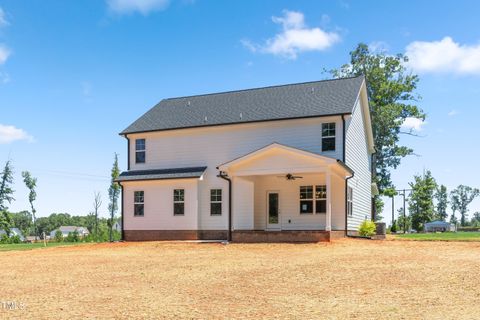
left=326, top=169, right=332, bottom=231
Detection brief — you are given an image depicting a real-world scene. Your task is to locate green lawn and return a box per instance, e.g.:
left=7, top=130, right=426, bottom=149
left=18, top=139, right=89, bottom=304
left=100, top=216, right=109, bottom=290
left=394, top=231, right=480, bottom=241
left=0, top=242, right=87, bottom=252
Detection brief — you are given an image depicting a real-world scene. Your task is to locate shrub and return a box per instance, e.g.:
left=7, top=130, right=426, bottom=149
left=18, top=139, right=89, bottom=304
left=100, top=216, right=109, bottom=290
left=390, top=220, right=397, bottom=233
left=359, top=220, right=376, bottom=237
left=54, top=230, right=63, bottom=242
left=0, top=234, right=9, bottom=243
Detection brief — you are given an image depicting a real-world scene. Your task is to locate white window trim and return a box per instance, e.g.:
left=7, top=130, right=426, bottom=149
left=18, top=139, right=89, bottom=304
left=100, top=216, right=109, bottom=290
left=322, top=123, right=336, bottom=151
left=173, top=189, right=185, bottom=216
left=210, top=189, right=222, bottom=216
left=133, top=191, right=144, bottom=217
left=135, top=139, right=146, bottom=164
left=315, top=185, right=327, bottom=214
left=347, top=187, right=353, bottom=216
left=299, top=185, right=327, bottom=215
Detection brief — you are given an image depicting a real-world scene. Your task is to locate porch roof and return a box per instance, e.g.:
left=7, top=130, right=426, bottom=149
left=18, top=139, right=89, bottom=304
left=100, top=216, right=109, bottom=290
left=217, top=143, right=353, bottom=177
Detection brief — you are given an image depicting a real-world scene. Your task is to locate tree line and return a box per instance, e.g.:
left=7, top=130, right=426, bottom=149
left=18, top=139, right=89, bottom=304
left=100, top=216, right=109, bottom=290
left=0, top=154, right=121, bottom=242
left=390, top=170, right=479, bottom=232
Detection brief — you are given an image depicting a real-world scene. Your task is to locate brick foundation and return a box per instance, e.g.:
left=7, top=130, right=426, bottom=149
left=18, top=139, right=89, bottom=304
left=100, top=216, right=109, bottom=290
left=124, top=230, right=347, bottom=242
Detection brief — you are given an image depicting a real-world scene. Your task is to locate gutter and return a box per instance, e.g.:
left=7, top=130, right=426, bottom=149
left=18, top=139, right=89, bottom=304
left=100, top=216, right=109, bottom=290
left=217, top=170, right=232, bottom=242
left=119, top=182, right=125, bottom=241
left=126, top=136, right=131, bottom=171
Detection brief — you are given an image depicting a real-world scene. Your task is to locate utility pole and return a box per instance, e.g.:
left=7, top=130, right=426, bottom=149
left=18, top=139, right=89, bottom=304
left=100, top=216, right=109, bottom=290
left=402, top=190, right=406, bottom=233
left=391, top=196, right=395, bottom=228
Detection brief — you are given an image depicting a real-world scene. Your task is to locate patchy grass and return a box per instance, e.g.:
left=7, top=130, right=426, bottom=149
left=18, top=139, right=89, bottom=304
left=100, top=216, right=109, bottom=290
left=0, top=242, right=87, bottom=252
left=394, top=231, right=480, bottom=241
left=1, top=240, right=480, bottom=319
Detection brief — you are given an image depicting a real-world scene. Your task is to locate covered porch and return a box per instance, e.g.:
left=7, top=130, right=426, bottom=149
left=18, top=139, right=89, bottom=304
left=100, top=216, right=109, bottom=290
left=218, top=143, right=354, bottom=242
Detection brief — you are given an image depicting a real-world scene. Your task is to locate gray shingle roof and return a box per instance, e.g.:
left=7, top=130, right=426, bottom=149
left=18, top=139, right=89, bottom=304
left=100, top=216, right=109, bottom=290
left=116, top=167, right=207, bottom=182
left=121, top=76, right=364, bottom=134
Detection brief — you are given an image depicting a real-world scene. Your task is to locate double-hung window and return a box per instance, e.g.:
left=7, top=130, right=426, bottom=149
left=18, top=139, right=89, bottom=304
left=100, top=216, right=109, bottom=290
left=134, top=191, right=144, bottom=216
left=347, top=187, right=353, bottom=216
left=135, top=139, right=146, bottom=164
left=322, top=123, right=336, bottom=151
left=300, top=185, right=327, bottom=214
left=210, top=189, right=222, bottom=216
left=315, top=185, right=327, bottom=213
left=173, top=189, right=185, bottom=215
left=300, top=186, right=314, bottom=214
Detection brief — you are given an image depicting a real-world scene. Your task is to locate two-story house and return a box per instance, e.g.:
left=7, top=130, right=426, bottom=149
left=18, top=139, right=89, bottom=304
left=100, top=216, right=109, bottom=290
left=117, top=75, right=376, bottom=242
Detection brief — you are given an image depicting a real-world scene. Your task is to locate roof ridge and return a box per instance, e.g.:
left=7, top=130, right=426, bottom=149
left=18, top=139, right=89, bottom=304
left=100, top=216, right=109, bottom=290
left=162, top=75, right=364, bottom=101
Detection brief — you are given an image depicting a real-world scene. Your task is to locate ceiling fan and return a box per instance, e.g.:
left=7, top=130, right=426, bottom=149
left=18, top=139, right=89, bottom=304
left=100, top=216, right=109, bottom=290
left=277, top=173, right=303, bottom=180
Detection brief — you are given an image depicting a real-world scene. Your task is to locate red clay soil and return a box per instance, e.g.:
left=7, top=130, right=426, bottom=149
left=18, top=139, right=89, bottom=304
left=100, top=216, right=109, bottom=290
left=2, top=239, right=480, bottom=319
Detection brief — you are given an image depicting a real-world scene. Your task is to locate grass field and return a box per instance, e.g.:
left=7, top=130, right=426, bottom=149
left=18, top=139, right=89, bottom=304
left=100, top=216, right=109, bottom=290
left=0, top=242, right=86, bottom=252
left=394, top=231, right=480, bottom=241
left=2, top=240, right=480, bottom=319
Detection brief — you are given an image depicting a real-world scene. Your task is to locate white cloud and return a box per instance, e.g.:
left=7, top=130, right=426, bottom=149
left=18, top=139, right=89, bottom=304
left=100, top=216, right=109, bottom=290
left=448, top=109, right=459, bottom=117
left=368, top=41, right=389, bottom=53
left=0, top=71, right=9, bottom=83
left=0, top=45, right=10, bottom=65
left=401, top=117, right=426, bottom=132
left=406, top=37, right=480, bottom=75
left=0, top=124, right=33, bottom=144
left=242, top=10, right=340, bottom=60
left=0, top=7, right=8, bottom=27
left=107, top=0, right=170, bottom=15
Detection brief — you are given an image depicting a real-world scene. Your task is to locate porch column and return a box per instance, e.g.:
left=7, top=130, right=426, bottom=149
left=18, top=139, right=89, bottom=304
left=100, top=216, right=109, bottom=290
left=326, top=169, right=332, bottom=231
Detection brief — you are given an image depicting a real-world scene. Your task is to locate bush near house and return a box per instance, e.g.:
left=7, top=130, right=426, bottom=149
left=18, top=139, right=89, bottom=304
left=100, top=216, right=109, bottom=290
left=359, top=220, right=376, bottom=237
left=0, top=234, right=21, bottom=244
left=54, top=230, right=63, bottom=242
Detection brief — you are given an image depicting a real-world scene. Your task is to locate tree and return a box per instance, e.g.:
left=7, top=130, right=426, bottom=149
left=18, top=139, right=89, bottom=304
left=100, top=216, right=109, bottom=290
left=397, top=208, right=411, bottom=232
left=408, top=170, right=437, bottom=231
left=0, top=161, right=15, bottom=235
left=93, top=192, right=102, bottom=237
left=330, top=44, right=425, bottom=214
left=22, top=171, right=38, bottom=240
left=54, top=230, right=63, bottom=242
left=10, top=211, right=33, bottom=236
left=434, top=185, right=449, bottom=221
left=450, top=185, right=480, bottom=227
left=471, top=212, right=480, bottom=227
left=108, top=153, right=121, bottom=242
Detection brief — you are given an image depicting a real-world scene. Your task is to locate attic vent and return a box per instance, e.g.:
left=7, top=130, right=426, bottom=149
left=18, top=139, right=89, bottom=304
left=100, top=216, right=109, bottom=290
left=239, top=112, right=243, bottom=120
left=204, top=116, right=208, bottom=122
left=187, top=100, right=191, bottom=106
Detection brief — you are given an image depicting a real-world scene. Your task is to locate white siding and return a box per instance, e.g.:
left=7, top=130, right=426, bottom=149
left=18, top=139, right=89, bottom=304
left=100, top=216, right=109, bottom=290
left=122, top=179, right=199, bottom=230
left=127, top=117, right=344, bottom=230
left=232, top=176, right=254, bottom=230
left=345, top=98, right=372, bottom=230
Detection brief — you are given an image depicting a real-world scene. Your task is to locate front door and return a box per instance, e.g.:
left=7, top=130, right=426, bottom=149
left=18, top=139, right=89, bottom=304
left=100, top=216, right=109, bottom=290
left=267, top=191, right=280, bottom=230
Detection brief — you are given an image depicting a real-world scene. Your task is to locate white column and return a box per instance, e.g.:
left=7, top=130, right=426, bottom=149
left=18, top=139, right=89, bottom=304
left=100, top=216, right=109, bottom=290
left=326, top=169, right=332, bottom=231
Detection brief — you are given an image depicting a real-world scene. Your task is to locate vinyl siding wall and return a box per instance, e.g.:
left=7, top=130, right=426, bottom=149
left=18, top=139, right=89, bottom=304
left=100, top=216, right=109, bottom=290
left=126, top=117, right=344, bottom=231
left=345, top=99, right=372, bottom=230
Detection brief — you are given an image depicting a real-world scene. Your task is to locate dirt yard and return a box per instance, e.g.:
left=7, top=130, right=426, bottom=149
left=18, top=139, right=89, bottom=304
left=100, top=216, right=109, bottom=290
left=2, top=239, right=480, bottom=319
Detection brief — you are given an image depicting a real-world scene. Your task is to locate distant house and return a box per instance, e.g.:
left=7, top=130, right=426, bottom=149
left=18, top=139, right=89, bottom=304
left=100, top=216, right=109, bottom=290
left=424, top=221, right=455, bottom=233
left=50, top=226, right=90, bottom=239
left=0, top=228, right=25, bottom=242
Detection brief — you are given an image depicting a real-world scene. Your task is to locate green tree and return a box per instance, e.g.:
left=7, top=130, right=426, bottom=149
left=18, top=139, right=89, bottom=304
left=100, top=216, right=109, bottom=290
left=408, top=170, right=437, bottom=231
left=434, top=185, right=449, bottom=221
left=471, top=212, right=480, bottom=227
left=450, top=185, right=480, bottom=227
left=54, top=230, right=63, bottom=242
left=330, top=43, right=425, bottom=214
left=397, top=208, right=411, bottom=232
left=0, top=160, right=15, bottom=235
left=10, top=211, right=33, bottom=236
left=22, top=171, right=38, bottom=240
left=108, top=153, right=121, bottom=242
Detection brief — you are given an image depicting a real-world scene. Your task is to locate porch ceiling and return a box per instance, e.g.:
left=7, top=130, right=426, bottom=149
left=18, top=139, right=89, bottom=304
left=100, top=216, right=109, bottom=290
left=217, top=143, right=353, bottom=178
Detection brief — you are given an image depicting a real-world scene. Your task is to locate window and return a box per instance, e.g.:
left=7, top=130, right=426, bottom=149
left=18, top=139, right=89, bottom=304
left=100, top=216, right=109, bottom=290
left=300, top=185, right=327, bottom=214
left=322, top=123, right=336, bottom=151
left=134, top=191, right=144, bottom=216
left=210, top=189, right=222, bottom=216
left=135, top=139, right=146, bottom=164
left=300, top=186, right=313, bottom=214
left=315, top=185, right=327, bottom=213
left=173, top=189, right=185, bottom=215
left=347, top=187, right=353, bottom=216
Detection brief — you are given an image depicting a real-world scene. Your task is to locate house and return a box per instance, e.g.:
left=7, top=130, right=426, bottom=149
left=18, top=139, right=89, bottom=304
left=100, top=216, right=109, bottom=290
left=0, top=228, right=26, bottom=242
left=117, top=76, right=376, bottom=242
left=50, top=226, right=90, bottom=239
left=424, top=220, right=456, bottom=232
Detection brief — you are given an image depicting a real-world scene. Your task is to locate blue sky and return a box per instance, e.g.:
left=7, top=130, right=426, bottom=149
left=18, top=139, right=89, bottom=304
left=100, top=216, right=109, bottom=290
left=1, top=0, right=479, bottom=224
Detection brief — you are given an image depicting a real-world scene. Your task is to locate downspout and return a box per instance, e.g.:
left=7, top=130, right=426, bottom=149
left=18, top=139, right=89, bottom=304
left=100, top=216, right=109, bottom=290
left=126, top=136, right=131, bottom=171
left=217, top=170, right=232, bottom=242
left=120, top=182, right=125, bottom=241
